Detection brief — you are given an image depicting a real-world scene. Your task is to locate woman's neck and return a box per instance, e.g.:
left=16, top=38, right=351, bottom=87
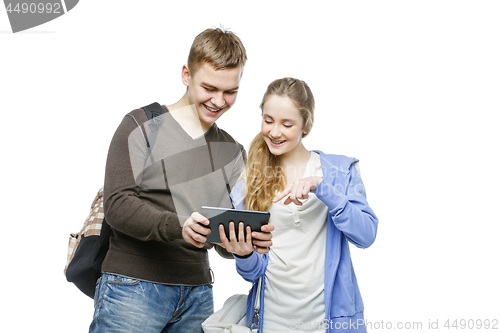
left=278, top=143, right=311, bottom=184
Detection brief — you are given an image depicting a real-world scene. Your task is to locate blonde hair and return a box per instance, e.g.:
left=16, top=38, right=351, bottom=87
left=187, top=28, right=247, bottom=76
left=244, top=78, right=315, bottom=212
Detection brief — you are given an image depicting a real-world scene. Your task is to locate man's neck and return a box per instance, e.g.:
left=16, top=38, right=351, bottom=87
left=168, top=94, right=209, bottom=139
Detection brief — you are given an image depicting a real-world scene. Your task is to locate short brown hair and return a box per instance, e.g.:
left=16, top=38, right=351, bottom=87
left=187, top=28, right=247, bottom=76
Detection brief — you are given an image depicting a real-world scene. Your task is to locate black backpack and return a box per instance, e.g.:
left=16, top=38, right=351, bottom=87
left=64, top=103, right=164, bottom=298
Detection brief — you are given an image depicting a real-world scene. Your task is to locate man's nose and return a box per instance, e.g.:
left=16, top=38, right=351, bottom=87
left=211, top=92, right=225, bottom=108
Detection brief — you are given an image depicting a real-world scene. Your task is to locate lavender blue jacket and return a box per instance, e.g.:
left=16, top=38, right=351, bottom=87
left=231, top=151, right=379, bottom=333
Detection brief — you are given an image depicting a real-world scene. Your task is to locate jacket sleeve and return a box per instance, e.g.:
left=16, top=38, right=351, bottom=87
left=312, top=161, right=378, bottom=248
left=103, top=113, right=183, bottom=242
left=230, top=179, right=246, bottom=210
left=234, top=251, right=267, bottom=283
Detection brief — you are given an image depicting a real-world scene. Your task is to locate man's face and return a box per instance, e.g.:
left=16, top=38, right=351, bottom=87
left=183, top=62, right=242, bottom=130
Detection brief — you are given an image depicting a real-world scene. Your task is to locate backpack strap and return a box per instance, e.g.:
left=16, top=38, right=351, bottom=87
left=142, top=102, right=165, bottom=133
left=126, top=102, right=165, bottom=148
left=142, top=102, right=164, bottom=120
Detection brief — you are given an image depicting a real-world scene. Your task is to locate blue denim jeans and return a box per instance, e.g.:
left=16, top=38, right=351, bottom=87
left=89, top=273, right=213, bottom=333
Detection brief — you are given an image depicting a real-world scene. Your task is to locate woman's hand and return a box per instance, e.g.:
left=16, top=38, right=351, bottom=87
left=219, top=222, right=254, bottom=257
left=273, top=176, right=323, bottom=206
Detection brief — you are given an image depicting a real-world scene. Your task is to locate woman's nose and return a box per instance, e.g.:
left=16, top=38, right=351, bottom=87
left=269, top=125, right=281, bottom=138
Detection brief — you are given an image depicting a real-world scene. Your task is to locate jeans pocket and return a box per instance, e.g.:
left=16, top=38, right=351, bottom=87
left=106, top=274, right=141, bottom=286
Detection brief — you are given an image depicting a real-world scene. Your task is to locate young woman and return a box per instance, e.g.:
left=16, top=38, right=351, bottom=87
left=220, top=77, right=379, bottom=333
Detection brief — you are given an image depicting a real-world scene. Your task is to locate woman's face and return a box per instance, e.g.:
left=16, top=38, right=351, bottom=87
left=261, top=94, right=305, bottom=157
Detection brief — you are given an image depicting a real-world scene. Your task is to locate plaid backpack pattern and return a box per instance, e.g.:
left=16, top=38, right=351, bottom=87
left=64, top=187, right=105, bottom=274
left=64, top=187, right=111, bottom=298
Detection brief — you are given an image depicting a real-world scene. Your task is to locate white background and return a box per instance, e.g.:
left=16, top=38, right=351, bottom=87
left=1, top=1, right=499, bottom=332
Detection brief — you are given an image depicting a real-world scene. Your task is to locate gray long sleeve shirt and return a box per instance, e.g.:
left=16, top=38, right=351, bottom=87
left=102, top=106, right=246, bottom=285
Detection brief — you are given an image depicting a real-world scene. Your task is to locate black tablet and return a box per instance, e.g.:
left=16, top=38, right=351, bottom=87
left=200, top=206, right=271, bottom=243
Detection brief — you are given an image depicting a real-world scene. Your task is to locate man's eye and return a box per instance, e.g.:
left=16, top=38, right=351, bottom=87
left=226, top=91, right=237, bottom=95
left=203, top=87, right=214, bottom=92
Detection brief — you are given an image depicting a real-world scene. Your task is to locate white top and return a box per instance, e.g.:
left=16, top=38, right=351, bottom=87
left=263, top=152, right=328, bottom=333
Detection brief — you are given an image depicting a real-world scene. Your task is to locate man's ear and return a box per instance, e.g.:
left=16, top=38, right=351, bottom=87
left=181, top=65, right=190, bottom=87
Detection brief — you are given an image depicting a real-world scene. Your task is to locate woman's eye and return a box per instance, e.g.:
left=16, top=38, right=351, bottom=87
left=264, top=120, right=272, bottom=124
left=284, top=124, right=293, bottom=128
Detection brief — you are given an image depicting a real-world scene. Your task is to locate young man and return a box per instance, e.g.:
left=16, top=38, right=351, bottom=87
left=90, top=28, right=273, bottom=332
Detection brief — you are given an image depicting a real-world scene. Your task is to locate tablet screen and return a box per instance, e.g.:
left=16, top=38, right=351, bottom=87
left=200, top=206, right=271, bottom=243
